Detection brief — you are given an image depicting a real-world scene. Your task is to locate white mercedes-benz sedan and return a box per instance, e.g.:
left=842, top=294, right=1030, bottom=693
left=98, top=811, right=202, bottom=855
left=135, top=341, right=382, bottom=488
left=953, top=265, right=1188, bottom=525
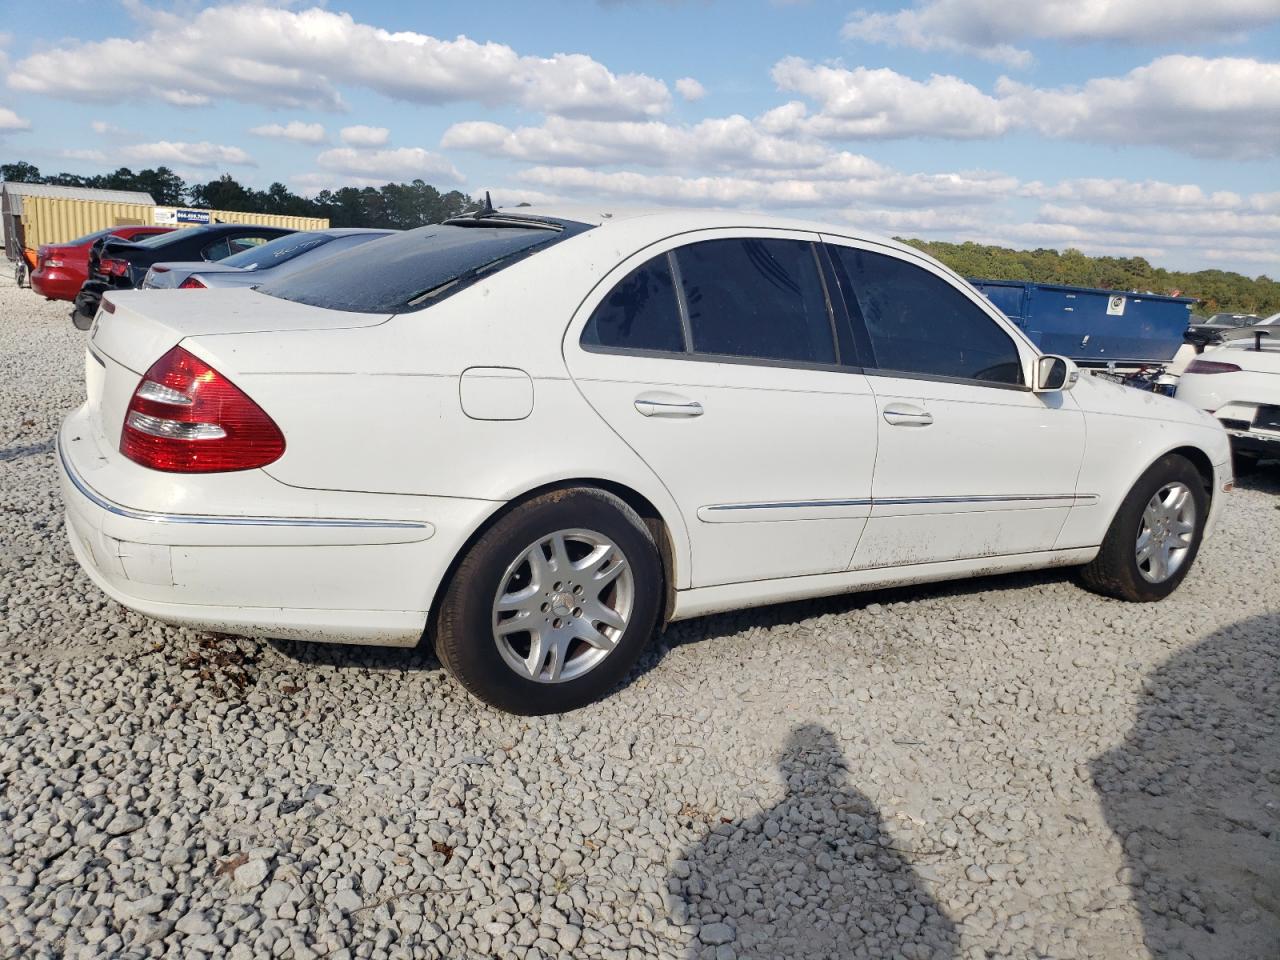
left=1176, top=328, right=1280, bottom=470
left=59, top=207, right=1232, bottom=714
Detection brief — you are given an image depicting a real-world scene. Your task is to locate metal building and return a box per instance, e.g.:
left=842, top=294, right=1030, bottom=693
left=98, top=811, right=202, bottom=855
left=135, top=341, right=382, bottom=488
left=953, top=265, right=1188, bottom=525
left=2, top=183, right=156, bottom=283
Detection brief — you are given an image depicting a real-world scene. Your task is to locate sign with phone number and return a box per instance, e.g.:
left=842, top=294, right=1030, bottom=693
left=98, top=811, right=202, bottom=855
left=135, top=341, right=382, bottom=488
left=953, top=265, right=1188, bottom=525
left=153, top=207, right=213, bottom=226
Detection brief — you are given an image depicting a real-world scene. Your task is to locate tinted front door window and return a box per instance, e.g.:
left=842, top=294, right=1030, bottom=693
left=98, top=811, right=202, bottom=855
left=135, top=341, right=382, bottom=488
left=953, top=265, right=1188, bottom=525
left=829, top=246, right=1023, bottom=385
left=675, top=238, right=835, bottom=364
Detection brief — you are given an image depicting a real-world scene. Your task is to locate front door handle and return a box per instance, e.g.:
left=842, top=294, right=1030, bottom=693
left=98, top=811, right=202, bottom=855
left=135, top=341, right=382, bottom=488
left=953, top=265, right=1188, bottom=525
left=634, top=392, right=704, bottom=418
left=882, top=402, right=933, bottom=427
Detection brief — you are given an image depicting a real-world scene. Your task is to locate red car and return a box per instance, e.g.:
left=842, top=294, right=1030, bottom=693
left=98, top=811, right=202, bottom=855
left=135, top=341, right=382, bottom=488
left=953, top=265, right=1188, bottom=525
left=30, top=226, right=174, bottom=301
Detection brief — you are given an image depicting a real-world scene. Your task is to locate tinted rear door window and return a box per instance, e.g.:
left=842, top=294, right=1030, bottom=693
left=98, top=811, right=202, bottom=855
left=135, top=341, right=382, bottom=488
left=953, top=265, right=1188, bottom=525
left=581, top=254, right=685, bottom=353
left=675, top=238, right=835, bottom=364
left=828, top=245, right=1023, bottom=385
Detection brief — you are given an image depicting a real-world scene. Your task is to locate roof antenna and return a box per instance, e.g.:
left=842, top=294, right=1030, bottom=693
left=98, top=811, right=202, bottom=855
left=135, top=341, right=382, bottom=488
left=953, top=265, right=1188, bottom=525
left=474, top=190, right=496, bottom=218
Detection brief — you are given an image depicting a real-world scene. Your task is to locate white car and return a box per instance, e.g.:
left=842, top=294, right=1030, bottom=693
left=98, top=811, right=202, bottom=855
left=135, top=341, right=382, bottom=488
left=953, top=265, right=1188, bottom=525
left=1176, top=328, right=1280, bottom=467
left=59, top=207, right=1232, bottom=714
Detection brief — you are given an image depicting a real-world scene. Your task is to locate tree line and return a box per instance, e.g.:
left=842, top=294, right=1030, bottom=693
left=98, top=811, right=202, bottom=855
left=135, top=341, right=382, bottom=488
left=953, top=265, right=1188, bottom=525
left=3, top=160, right=1274, bottom=315
left=0, top=161, right=476, bottom=231
left=903, top=239, right=1278, bottom=318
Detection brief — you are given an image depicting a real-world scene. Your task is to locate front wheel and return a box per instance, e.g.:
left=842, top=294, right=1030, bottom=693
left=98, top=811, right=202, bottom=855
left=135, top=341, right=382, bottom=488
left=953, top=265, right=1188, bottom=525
left=1078, top=454, right=1208, bottom=602
left=433, top=487, right=663, bottom=715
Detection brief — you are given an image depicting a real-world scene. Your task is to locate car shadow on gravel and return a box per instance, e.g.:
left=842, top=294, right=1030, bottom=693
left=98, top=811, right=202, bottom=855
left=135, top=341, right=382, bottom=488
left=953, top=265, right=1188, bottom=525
left=1090, top=612, right=1279, bottom=960
left=264, top=638, right=442, bottom=673
left=263, top=566, right=1080, bottom=695
left=637, top=565, right=1077, bottom=676
left=670, top=723, right=958, bottom=959
left=1233, top=463, right=1280, bottom=495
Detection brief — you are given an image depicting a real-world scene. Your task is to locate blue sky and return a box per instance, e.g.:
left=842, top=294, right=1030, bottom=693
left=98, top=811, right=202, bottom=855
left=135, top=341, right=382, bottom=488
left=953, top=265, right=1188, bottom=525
left=2, top=1, right=1278, bottom=272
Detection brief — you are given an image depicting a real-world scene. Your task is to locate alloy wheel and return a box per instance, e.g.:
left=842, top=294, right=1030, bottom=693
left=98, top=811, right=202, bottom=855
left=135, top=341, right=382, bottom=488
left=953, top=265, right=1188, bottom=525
left=1135, top=481, right=1197, bottom=584
left=491, top=528, right=634, bottom=683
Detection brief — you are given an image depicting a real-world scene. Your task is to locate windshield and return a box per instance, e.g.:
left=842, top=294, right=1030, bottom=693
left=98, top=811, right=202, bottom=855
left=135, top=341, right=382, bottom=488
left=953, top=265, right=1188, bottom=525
left=256, top=218, right=591, bottom=314
left=221, top=231, right=333, bottom=271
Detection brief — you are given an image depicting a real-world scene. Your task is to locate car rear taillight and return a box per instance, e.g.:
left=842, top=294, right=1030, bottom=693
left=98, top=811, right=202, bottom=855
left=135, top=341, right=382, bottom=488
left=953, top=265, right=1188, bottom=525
left=1185, top=358, right=1242, bottom=374
left=120, top=345, right=285, bottom=473
left=101, top=258, right=129, bottom=277
left=178, top=276, right=207, bottom=289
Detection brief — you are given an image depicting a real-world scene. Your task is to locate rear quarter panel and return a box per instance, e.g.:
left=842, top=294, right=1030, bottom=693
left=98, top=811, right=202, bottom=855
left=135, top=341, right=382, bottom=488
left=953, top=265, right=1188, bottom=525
left=181, top=241, right=695, bottom=584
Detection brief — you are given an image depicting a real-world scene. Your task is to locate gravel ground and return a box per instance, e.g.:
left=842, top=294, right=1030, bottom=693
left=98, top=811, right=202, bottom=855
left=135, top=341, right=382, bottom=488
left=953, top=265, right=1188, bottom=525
left=1, top=276, right=1277, bottom=960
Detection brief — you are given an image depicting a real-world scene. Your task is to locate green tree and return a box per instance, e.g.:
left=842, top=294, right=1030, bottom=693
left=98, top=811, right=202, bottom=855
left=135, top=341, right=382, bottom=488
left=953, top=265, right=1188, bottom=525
left=0, top=161, right=42, bottom=182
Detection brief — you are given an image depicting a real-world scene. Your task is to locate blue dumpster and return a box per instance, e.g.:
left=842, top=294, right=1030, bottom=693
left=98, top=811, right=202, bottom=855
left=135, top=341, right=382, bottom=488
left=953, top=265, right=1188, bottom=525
left=968, top=280, right=1196, bottom=365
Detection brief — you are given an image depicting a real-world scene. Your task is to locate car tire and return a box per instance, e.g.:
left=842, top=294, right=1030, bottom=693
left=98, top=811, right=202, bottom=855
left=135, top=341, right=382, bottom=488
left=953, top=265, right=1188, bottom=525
left=71, top=307, right=94, bottom=331
left=433, top=487, right=663, bottom=715
left=1078, top=454, right=1208, bottom=602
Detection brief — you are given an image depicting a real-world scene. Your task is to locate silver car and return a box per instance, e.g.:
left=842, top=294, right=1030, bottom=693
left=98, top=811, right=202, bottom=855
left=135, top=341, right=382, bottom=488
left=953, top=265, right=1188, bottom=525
left=140, top=228, right=395, bottom=290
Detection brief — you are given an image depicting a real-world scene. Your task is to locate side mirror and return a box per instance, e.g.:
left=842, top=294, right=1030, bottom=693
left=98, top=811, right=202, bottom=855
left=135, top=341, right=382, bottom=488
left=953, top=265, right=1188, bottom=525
left=1034, top=355, right=1078, bottom=393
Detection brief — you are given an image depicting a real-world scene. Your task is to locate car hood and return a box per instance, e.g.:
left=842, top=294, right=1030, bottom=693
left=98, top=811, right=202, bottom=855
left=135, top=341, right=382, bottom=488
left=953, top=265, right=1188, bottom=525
left=93, top=288, right=393, bottom=373
left=1072, top=371, right=1223, bottom=431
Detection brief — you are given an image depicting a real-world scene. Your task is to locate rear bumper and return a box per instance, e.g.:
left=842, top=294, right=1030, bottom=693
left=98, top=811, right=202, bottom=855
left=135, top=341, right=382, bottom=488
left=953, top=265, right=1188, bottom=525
left=57, top=413, right=495, bottom=646
left=30, top=267, right=83, bottom=301
left=1228, top=428, right=1280, bottom=458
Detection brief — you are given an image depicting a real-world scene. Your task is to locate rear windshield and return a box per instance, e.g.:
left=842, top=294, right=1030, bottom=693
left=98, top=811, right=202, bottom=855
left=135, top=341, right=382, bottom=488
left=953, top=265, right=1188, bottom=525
left=221, top=231, right=333, bottom=271
left=126, top=229, right=195, bottom=249
left=67, top=228, right=113, bottom=246
left=256, top=218, right=590, bottom=314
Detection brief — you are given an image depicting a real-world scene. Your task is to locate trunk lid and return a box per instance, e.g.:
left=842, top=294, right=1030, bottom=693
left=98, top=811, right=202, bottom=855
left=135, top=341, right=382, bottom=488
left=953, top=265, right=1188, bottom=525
left=85, top=288, right=392, bottom=450
left=90, top=288, right=392, bottom=374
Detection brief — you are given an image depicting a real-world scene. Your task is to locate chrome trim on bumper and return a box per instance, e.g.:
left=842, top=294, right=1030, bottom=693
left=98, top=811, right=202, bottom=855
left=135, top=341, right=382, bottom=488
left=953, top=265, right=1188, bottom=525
left=57, top=437, right=431, bottom=532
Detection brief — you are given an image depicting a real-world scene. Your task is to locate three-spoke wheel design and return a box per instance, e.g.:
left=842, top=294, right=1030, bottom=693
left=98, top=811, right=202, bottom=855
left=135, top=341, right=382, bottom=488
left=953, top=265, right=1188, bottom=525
left=492, top=529, right=633, bottom=683
left=1134, top=481, right=1197, bottom=584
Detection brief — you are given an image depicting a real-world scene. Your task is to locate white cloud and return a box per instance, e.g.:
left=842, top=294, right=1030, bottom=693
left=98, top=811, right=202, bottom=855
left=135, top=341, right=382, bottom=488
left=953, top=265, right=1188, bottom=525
left=339, top=125, right=390, bottom=147
left=250, top=121, right=327, bottom=144
left=59, top=148, right=106, bottom=162
left=510, top=162, right=1280, bottom=271
left=844, top=0, right=1280, bottom=68
left=90, top=120, right=120, bottom=135
left=675, top=77, right=706, bottom=101
left=767, top=57, right=1013, bottom=139
left=517, top=163, right=1017, bottom=210
left=7, top=5, right=671, bottom=118
left=1000, top=56, right=1280, bottom=160
left=442, top=115, right=833, bottom=170
left=315, top=146, right=464, bottom=184
left=753, top=55, right=1279, bottom=159
left=0, top=105, right=30, bottom=131
left=119, top=141, right=254, bottom=168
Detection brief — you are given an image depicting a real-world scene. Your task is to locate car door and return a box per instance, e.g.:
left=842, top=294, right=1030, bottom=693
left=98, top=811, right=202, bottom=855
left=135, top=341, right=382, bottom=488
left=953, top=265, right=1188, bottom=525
left=564, top=230, right=879, bottom=589
left=820, top=237, right=1088, bottom=569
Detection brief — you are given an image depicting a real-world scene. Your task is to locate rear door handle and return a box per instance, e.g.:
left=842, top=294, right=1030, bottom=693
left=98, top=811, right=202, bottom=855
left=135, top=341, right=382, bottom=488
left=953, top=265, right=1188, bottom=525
left=882, top=402, right=933, bottom=427
left=634, top=392, right=704, bottom=418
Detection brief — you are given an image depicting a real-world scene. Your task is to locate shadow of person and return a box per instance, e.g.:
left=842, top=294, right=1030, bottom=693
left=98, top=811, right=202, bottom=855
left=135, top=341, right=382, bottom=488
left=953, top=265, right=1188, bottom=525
left=1091, top=613, right=1280, bottom=959
left=670, top=724, right=957, bottom=959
